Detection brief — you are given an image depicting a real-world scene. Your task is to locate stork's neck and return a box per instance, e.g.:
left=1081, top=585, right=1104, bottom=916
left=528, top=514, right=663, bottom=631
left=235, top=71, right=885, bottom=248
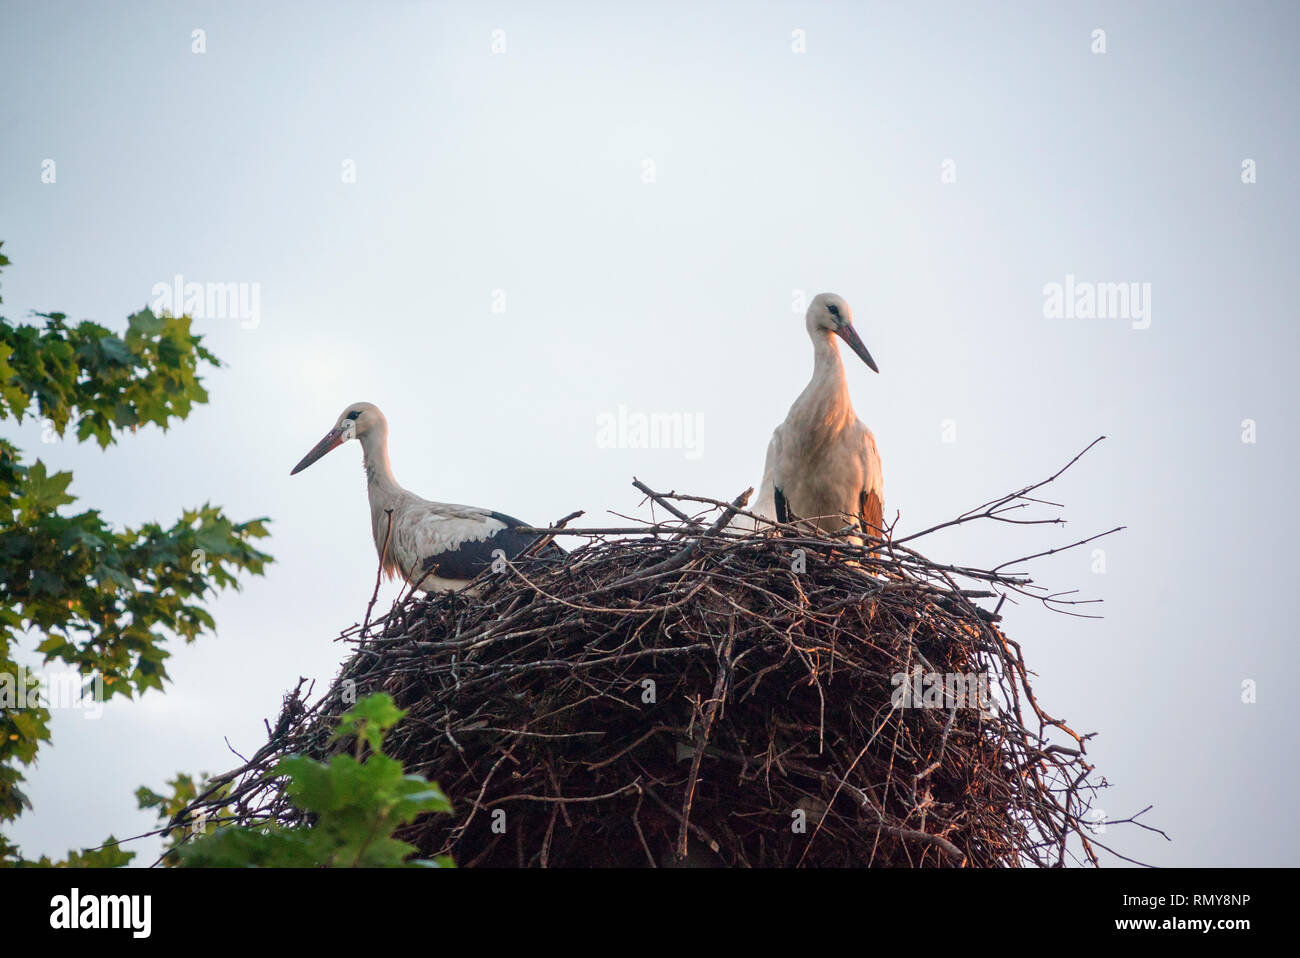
left=799, top=329, right=853, bottom=423
left=359, top=428, right=403, bottom=507
left=811, top=328, right=845, bottom=378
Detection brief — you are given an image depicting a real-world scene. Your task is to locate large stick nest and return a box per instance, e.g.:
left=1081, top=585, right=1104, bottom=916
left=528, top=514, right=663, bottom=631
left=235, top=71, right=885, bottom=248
left=182, top=444, right=1151, bottom=867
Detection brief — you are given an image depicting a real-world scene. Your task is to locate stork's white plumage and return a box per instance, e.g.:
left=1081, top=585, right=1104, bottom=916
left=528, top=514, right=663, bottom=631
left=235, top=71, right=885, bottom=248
left=751, top=293, right=884, bottom=542
left=290, top=402, right=560, bottom=592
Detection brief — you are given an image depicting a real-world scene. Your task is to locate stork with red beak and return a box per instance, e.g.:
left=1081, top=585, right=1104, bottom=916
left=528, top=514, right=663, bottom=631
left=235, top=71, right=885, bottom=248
left=751, top=293, right=884, bottom=542
left=290, top=402, right=561, bottom=592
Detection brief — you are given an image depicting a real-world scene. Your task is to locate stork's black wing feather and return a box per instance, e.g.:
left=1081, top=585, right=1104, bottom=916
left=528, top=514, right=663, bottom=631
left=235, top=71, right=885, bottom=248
left=419, top=511, right=565, bottom=579
left=774, top=487, right=791, bottom=524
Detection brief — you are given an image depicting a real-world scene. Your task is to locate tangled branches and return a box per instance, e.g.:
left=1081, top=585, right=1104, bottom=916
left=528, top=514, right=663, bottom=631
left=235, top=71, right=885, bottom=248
left=178, top=440, right=1153, bottom=867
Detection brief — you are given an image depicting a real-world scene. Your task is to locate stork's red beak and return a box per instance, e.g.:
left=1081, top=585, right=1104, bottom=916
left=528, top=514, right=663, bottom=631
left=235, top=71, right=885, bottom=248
left=835, top=323, right=879, bottom=373
left=290, top=426, right=347, bottom=475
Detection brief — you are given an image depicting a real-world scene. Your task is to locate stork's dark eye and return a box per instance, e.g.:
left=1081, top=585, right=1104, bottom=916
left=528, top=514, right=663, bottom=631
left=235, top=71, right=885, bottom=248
left=827, top=303, right=841, bottom=318
left=346, top=410, right=361, bottom=421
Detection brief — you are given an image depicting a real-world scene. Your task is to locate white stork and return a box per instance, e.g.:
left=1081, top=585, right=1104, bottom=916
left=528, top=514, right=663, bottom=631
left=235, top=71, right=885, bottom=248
left=290, top=402, right=561, bottom=592
left=751, top=293, right=884, bottom=542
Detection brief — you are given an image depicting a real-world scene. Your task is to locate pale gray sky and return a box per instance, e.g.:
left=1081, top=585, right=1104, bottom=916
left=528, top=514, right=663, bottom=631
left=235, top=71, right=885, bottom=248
left=1, top=0, right=1296, bottom=866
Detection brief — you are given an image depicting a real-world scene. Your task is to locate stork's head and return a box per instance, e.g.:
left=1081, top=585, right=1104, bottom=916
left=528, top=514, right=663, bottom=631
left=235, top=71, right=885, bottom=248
left=807, top=293, right=879, bottom=373
left=289, top=402, right=386, bottom=475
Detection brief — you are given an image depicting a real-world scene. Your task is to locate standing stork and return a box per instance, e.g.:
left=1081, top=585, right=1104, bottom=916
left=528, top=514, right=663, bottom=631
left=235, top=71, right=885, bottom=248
left=752, top=293, right=884, bottom=542
left=290, top=402, right=561, bottom=592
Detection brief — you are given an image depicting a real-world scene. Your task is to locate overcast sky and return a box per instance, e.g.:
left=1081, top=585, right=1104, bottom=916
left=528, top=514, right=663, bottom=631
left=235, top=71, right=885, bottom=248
left=2, top=0, right=1296, bottom=866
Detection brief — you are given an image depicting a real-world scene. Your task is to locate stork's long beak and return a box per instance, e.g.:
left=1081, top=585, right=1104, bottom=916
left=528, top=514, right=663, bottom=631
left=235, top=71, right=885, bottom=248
left=290, top=426, right=347, bottom=475
left=835, top=324, right=880, bottom=373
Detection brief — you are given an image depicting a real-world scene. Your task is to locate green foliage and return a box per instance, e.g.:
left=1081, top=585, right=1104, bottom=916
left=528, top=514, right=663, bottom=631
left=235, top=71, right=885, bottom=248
left=136, top=771, right=231, bottom=866
left=0, top=281, right=219, bottom=448
left=179, top=694, right=453, bottom=868
left=0, top=242, right=272, bottom=864
left=135, top=771, right=204, bottom=822
left=11, top=837, right=135, bottom=868
left=334, top=688, right=406, bottom=753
